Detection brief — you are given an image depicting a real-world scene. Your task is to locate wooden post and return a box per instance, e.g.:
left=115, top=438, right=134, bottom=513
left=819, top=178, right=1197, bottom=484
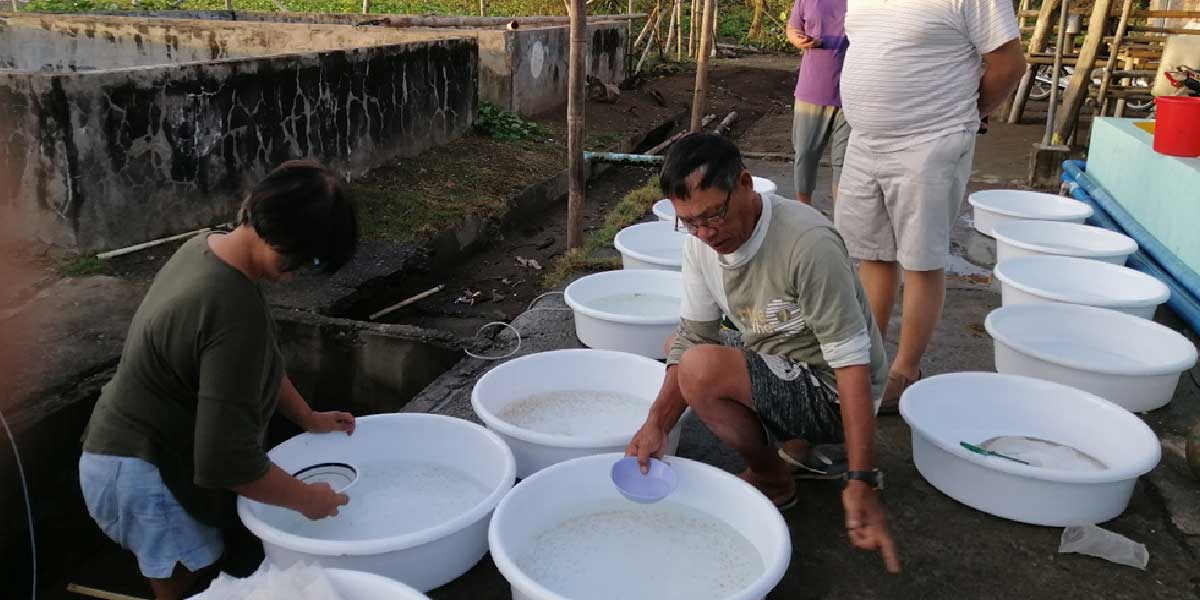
left=224, top=0, right=233, bottom=10
left=361, top=0, right=369, bottom=14
left=691, top=0, right=716, bottom=131
left=675, top=0, right=683, bottom=58
left=711, top=1, right=719, bottom=57
left=1043, top=0, right=1069, bottom=145
left=479, top=0, right=486, bottom=17
left=1052, top=0, right=1115, bottom=145
left=1095, top=0, right=1135, bottom=115
left=1007, top=0, right=1062, bottom=124
left=567, top=0, right=588, bottom=249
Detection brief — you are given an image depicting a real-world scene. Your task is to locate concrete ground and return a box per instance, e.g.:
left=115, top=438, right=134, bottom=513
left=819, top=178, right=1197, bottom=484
left=411, top=118, right=1200, bottom=599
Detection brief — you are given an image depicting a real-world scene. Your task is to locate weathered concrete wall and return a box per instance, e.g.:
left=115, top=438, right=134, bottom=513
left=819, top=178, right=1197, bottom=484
left=0, top=37, right=478, bottom=252
left=0, top=14, right=450, bottom=71
left=32, top=11, right=630, bottom=116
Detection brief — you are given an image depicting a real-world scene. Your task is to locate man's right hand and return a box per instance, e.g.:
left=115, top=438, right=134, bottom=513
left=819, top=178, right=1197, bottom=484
left=297, top=482, right=349, bottom=520
left=626, top=422, right=669, bottom=474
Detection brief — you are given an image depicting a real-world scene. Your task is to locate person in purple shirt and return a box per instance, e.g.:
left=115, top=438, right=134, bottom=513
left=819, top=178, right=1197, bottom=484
left=787, top=0, right=849, bottom=206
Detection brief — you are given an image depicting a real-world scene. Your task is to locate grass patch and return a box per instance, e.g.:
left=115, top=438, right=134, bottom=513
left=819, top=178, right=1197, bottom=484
left=542, top=177, right=662, bottom=289
left=58, top=255, right=110, bottom=277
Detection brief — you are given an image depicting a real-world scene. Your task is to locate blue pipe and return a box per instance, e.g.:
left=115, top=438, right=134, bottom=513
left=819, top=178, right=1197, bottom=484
left=1061, top=160, right=1200, bottom=334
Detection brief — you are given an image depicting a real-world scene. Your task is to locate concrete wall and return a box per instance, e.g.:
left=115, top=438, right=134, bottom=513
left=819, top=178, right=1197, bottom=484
left=32, top=11, right=630, bottom=116
left=0, top=31, right=478, bottom=251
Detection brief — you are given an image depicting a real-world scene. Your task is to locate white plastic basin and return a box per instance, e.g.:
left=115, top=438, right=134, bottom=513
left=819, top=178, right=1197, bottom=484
left=472, top=349, right=682, bottom=478
left=563, top=269, right=682, bottom=359
left=985, top=303, right=1198, bottom=412
left=994, top=255, right=1170, bottom=319
left=489, top=453, right=791, bottom=600
left=993, top=220, right=1137, bottom=265
left=900, top=372, right=1161, bottom=526
left=237, top=414, right=516, bottom=592
left=613, top=220, right=687, bottom=271
left=752, top=176, right=777, bottom=195
left=653, top=198, right=674, bottom=221
left=968, top=189, right=1093, bottom=236
left=327, top=568, right=430, bottom=599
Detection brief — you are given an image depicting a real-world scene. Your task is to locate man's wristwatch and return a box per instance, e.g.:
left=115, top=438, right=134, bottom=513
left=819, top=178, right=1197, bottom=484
left=844, top=469, right=885, bottom=490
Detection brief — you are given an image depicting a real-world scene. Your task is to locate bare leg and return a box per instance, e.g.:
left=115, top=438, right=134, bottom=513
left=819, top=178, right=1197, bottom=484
left=858, top=259, right=901, bottom=341
left=677, top=345, right=793, bottom=502
left=892, top=269, right=945, bottom=380
left=148, top=563, right=206, bottom=600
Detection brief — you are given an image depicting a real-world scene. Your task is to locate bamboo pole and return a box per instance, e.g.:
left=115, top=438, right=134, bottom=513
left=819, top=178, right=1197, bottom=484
left=689, top=0, right=698, bottom=57
left=710, top=1, right=719, bottom=57
left=633, top=6, right=660, bottom=48
left=479, top=0, right=486, bottom=17
left=567, top=0, right=588, bottom=249
left=1043, top=0, right=1069, bottom=145
left=691, top=0, right=716, bottom=131
left=635, top=18, right=660, bottom=73
left=664, top=0, right=677, bottom=60
left=1096, top=0, right=1135, bottom=116
left=675, top=0, right=683, bottom=58
left=1007, top=0, right=1062, bottom=124
left=1053, top=0, right=1115, bottom=145
left=224, top=0, right=233, bottom=10
left=361, top=0, right=369, bottom=14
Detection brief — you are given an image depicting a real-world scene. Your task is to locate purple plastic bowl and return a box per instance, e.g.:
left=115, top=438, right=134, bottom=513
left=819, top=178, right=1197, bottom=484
left=610, top=457, right=678, bottom=503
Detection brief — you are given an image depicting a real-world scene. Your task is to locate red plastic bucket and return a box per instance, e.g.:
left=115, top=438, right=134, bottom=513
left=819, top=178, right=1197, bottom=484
left=1153, top=96, right=1200, bottom=157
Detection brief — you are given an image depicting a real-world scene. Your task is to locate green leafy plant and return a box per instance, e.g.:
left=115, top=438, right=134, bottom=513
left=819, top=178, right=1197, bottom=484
left=473, top=102, right=549, bottom=142
left=58, top=255, right=110, bottom=277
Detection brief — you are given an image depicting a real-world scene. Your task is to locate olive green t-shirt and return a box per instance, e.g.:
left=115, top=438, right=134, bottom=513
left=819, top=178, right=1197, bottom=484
left=83, top=234, right=284, bottom=527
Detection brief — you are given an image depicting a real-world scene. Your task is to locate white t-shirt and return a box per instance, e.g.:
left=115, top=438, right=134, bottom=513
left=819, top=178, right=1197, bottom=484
left=840, top=0, right=1020, bottom=151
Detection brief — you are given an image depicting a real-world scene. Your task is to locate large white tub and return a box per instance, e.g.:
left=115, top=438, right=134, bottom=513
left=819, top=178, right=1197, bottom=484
left=472, top=349, right=682, bottom=478
left=489, top=453, right=791, bottom=600
left=994, top=255, right=1170, bottom=319
left=900, top=372, right=1161, bottom=526
left=563, top=269, right=682, bottom=359
left=614, top=220, right=687, bottom=271
left=993, top=220, right=1138, bottom=265
left=968, top=189, right=1093, bottom=237
left=327, top=569, right=430, bottom=599
left=237, top=414, right=516, bottom=592
left=986, top=303, right=1198, bottom=412
left=652, top=178, right=777, bottom=222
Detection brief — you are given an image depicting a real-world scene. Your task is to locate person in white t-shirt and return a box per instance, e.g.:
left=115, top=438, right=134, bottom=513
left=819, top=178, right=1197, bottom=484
left=836, top=0, right=1025, bottom=412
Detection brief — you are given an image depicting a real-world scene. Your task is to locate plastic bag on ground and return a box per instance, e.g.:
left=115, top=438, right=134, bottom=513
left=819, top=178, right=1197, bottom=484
left=1058, top=525, right=1149, bottom=570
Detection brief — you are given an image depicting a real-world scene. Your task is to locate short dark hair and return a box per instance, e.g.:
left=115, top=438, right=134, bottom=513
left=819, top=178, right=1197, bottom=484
left=659, top=133, right=745, bottom=201
left=238, top=160, right=358, bottom=272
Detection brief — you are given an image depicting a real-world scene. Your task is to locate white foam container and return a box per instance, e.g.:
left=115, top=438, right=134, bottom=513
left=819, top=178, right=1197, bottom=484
left=900, top=372, right=1161, bottom=526
left=968, top=190, right=1093, bottom=237
left=993, top=220, right=1138, bottom=265
left=472, top=349, right=683, bottom=478
left=327, top=568, right=431, bottom=599
left=653, top=198, right=674, bottom=221
left=489, top=453, right=791, bottom=600
left=563, top=269, right=682, bottom=359
left=613, top=220, right=687, bottom=271
left=994, top=255, right=1170, bottom=319
left=237, top=414, right=516, bottom=592
left=986, top=303, right=1198, bottom=413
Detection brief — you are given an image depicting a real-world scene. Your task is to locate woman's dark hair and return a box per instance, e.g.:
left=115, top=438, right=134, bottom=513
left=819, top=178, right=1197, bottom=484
left=238, top=160, right=358, bottom=272
left=659, top=133, right=745, bottom=201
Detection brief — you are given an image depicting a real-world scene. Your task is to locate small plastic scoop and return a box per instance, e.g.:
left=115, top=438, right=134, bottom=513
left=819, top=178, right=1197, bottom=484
left=611, top=457, right=678, bottom=503
left=292, top=462, right=358, bottom=493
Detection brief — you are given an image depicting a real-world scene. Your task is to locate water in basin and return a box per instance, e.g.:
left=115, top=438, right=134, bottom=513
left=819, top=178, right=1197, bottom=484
left=981, top=435, right=1107, bottom=471
left=517, top=501, right=764, bottom=600
left=588, top=292, right=680, bottom=317
left=259, top=461, right=489, bottom=540
left=1028, top=341, right=1153, bottom=370
left=497, top=390, right=648, bottom=437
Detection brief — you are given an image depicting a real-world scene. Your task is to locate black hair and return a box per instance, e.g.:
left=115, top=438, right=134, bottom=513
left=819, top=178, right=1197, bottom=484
left=659, top=133, right=746, bottom=201
left=238, top=160, right=358, bottom=272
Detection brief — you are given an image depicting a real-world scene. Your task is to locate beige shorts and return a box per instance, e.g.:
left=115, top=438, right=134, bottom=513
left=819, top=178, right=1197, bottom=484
left=834, top=130, right=975, bottom=271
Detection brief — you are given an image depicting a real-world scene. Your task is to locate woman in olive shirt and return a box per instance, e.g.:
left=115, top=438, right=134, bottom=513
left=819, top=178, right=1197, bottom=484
left=80, top=160, right=358, bottom=599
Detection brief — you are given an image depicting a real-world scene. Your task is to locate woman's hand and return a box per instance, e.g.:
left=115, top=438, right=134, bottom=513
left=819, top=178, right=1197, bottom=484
left=304, top=411, right=356, bottom=435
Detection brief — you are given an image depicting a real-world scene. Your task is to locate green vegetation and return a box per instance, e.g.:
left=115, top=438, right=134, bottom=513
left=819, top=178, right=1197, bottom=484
left=474, top=103, right=550, bottom=142
left=542, top=177, right=661, bottom=289
left=58, top=255, right=110, bottom=277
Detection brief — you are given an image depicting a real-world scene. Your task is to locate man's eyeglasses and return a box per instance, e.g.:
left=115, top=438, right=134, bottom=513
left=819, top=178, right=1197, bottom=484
left=673, top=189, right=733, bottom=234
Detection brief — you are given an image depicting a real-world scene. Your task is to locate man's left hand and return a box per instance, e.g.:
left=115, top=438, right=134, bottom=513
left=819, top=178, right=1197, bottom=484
left=305, top=411, right=356, bottom=435
left=842, top=481, right=901, bottom=573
